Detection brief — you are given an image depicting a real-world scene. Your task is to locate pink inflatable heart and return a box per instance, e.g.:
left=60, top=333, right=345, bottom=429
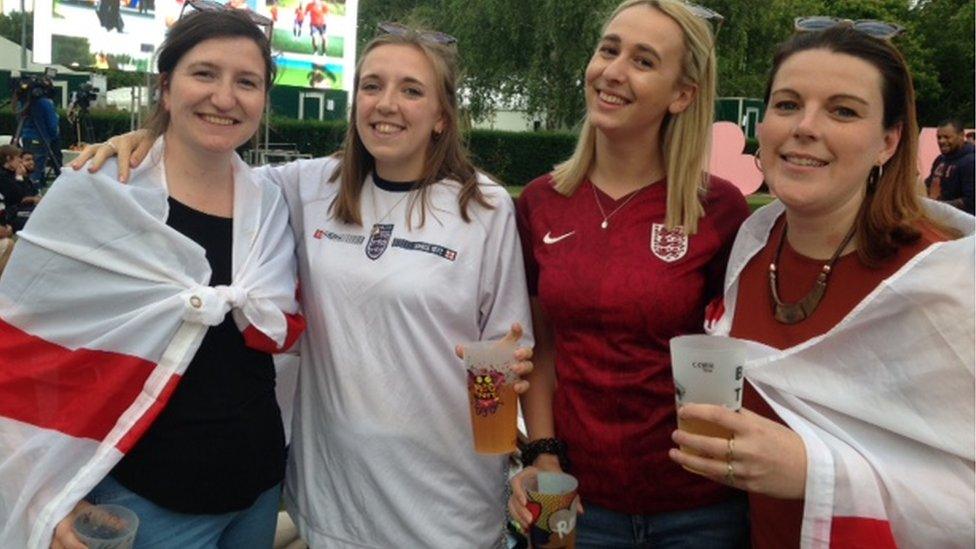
left=709, top=122, right=764, bottom=196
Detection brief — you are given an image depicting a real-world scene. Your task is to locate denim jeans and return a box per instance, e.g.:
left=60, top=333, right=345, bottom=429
left=576, top=495, right=749, bottom=549
left=86, top=474, right=282, bottom=549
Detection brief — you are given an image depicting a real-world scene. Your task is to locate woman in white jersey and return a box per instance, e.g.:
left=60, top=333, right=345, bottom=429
left=73, top=23, right=533, bottom=548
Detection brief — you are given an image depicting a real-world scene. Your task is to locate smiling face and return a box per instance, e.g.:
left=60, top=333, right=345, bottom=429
left=758, top=49, right=901, bottom=220
left=584, top=5, right=695, bottom=142
left=936, top=123, right=965, bottom=155
left=161, top=36, right=266, bottom=156
left=354, top=44, right=445, bottom=181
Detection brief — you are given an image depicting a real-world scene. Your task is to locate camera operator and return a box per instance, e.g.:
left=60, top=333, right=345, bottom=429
left=15, top=75, right=62, bottom=186
left=68, top=83, right=99, bottom=147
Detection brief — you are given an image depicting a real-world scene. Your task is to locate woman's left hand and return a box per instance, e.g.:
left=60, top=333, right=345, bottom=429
left=668, top=403, right=807, bottom=500
left=455, top=322, right=534, bottom=394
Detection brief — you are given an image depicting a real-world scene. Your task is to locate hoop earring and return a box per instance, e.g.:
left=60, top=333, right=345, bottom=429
left=868, top=163, right=884, bottom=190
left=753, top=148, right=764, bottom=172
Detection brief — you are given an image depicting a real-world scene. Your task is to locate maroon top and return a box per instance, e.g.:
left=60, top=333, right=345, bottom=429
left=516, top=174, right=748, bottom=514
left=730, top=215, right=945, bottom=548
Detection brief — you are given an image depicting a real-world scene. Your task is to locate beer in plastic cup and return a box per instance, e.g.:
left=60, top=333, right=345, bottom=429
left=463, top=340, right=518, bottom=454
left=73, top=503, right=139, bottom=549
left=670, top=334, right=746, bottom=456
left=525, top=472, right=580, bottom=549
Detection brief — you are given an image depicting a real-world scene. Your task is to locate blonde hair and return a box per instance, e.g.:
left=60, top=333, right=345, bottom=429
left=551, top=0, right=717, bottom=234
left=330, top=30, right=490, bottom=227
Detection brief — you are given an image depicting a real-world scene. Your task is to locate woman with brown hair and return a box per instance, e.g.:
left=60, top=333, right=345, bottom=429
left=670, top=22, right=974, bottom=548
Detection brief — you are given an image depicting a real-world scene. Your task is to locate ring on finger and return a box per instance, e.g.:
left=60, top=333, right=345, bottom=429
left=104, top=140, right=118, bottom=151
left=726, top=435, right=735, bottom=461
left=725, top=461, right=735, bottom=484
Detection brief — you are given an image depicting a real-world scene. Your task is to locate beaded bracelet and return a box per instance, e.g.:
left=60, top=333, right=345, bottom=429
left=520, top=437, right=570, bottom=472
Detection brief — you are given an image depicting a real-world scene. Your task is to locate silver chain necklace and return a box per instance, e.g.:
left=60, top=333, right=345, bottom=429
left=370, top=187, right=414, bottom=235
left=591, top=182, right=647, bottom=229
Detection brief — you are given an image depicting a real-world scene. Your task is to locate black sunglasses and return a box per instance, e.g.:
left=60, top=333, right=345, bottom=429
left=794, top=17, right=904, bottom=40
left=179, top=0, right=274, bottom=40
left=377, top=21, right=457, bottom=46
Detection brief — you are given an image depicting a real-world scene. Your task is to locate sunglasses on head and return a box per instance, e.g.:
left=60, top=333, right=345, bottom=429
left=179, top=0, right=274, bottom=40
left=377, top=21, right=457, bottom=46
left=794, top=17, right=904, bottom=40
left=683, top=1, right=724, bottom=37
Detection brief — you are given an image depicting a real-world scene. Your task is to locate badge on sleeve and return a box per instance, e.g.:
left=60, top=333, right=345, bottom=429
left=650, top=223, right=688, bottom=262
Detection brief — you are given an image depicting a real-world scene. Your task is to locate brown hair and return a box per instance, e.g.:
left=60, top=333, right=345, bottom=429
left=765, top=27, right=956, bottom=266
left=0, top=144, right=22, bottom=167
left=329, top=28, right=491, bottom=227
left=144, top=9, right=275, bottom=138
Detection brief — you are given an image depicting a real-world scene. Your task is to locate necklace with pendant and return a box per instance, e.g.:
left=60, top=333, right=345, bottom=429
left=370, top=187, right=413, bottom=235
left=768, top=220, right=857, bottom=324
left=591, top=182, right=648, bottom=229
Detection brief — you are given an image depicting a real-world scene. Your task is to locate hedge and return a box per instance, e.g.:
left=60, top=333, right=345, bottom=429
left=1, top=109, right=757, bottom=188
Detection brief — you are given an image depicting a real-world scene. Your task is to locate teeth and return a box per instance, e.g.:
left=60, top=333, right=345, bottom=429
left=599, top=91, right=627, bottom=105
left=373, top=123, right=403, bottom=134
left=201, top=114, right=235, bottom=126
left=785, top=155, right=827, bottom=167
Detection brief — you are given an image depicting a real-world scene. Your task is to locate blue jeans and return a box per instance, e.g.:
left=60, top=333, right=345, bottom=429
left=576, top=495, right=748, bottom=549
left=85, top=474, right=282, bottom=549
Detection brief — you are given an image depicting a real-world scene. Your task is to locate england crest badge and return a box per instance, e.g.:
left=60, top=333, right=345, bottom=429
left=366, top=223, right=394, bottom=260
left=650, top=223, right=688, bottom=262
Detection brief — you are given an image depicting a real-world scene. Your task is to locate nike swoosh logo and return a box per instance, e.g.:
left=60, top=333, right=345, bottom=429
left=543, top=231, right=575, bottom=245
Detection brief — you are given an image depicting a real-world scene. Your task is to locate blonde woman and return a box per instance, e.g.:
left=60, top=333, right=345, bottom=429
left=512, top=1, right=749, bottom=546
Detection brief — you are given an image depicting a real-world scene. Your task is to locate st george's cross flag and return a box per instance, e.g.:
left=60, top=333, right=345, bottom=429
left=707, top=199, right=975, bottom=548
left=0, top=138, right=304, bottom=548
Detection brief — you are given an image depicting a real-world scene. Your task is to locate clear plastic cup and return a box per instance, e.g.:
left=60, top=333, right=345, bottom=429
left=73, top=503, right=139, bottom=549
left=670, top=334, right=747, bottom=454
left=463, top=339, right=518, bottom=454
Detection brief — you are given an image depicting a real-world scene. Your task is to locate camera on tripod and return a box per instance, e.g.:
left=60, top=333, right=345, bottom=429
left=70, top=83, right=100, bottom=112
left=11, top=67, right=57, bottom=101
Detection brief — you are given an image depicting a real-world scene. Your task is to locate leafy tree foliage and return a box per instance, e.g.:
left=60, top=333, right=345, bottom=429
left=359, top=0, right=973, bottom=128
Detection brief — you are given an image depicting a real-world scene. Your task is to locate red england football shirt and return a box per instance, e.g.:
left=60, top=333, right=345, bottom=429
left=516, top=174, right=749, bottom=514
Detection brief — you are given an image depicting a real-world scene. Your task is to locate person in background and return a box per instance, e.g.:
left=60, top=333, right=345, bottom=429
left=0, top=144, right=40, bottom=232
left=16, top=85, right=61, bottom=187
left=670, top=23, right=974, bottom=548
left=926, top=118, right=975, bottom=215
left=19, top=152, right=38, bottom=187
left=512, top=1, right=750, bottom=547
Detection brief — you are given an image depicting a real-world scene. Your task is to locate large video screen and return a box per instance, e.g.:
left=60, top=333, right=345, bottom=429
left=32, top=0, right=358, bottom=92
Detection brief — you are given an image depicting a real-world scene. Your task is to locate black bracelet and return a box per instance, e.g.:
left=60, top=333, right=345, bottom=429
left=519, top=437, right=570, bottom=471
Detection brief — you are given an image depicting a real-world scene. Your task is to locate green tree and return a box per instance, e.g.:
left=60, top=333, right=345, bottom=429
left=913, top=0, right=975, bottom=125
left=0, top=10, right=34, bottom=50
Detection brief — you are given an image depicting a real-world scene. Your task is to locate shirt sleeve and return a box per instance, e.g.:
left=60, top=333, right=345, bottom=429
left=960, top=158, right=975, bottom=214
left=478, top=186, right=534, bottom=347
left=514, top=188, right=539, bottom=296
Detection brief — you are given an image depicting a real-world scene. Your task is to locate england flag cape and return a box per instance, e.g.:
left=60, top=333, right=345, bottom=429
left=707, top=199, right=975, bottom=548
left=0, top=138, right=304, bottom=548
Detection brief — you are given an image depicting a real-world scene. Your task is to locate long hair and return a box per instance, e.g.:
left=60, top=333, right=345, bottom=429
left=143, top=9, right=275, bottom=138
left=329, top=29, right=490, bottom=227
left=764, top=27, right=954, bottom=266
left=551, top=0, right=717, bottom=234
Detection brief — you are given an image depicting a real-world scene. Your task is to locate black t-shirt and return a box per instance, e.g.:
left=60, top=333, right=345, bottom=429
left=110, top=197, right=286, bottom=514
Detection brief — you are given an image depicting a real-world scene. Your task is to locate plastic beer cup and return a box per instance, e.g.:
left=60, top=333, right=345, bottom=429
left=73, top=504, right=139, bottom=549
left=463, top=339, right=519, bottom=454
left=669, top=334, right=746, bottom=457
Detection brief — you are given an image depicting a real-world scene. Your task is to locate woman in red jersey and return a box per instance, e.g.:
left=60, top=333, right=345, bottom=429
left=511, top=0, right=750, bottom=546
left=669, top=23, right=974, bottom=549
